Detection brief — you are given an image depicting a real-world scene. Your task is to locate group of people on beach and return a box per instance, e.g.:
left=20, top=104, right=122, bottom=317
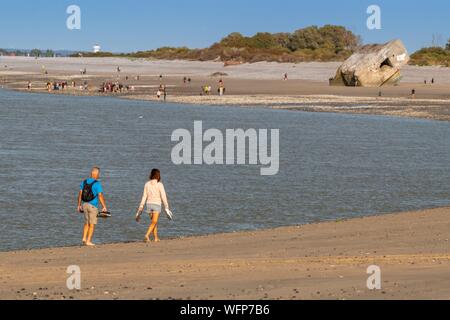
left=100, top=82, right=135, bottom=94
left=200, top=79, right=226, bottom=96
left=26, top=68, right=232, bottom=98
left=77, top=167, right=171, bottom=246
left=43, top=80, right=88, bottom=92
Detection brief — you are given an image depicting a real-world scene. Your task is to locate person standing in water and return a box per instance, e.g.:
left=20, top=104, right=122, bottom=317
left=77, top=167, right=108, bottom=246
left=136, top=169, right=170, bottom=243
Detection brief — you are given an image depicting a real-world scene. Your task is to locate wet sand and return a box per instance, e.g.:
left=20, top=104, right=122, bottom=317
left=123, top=94, right=450, bottom=122
left=0, top=207, right=449, bottom=300
left=1, top=57, right=450, bottom=122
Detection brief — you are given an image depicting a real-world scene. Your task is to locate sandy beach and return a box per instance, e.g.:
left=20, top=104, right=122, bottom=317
left=2, top=57, right=450, bottom=122
left=0, top=207, right=449, bottom=300
left=1, top=57, right=450, bottom=301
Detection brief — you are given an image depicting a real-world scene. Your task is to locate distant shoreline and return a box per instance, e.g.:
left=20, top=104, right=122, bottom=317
left=3, top=86, right=450, bottom=123
left=1, top=57, right=450, bottom=122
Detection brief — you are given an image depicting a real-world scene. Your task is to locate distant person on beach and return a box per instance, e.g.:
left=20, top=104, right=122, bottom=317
left=284, top=73, right=288, bottom=81
left=218, top=79, right=225, bottom=96
left=27, top=82, right=32, bottom=91
left=136, top=169, right=171, bottom=243
left=202, top=85, right=212, bottom=95
left=218, top=87, right=225, bottom=96
left=77, top=167, right=109, bottom=246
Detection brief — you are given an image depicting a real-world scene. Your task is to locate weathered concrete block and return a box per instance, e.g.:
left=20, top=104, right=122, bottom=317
left=330, top=40, right=409, bottom=87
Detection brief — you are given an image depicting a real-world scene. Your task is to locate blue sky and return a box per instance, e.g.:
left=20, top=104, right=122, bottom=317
left=0, top=0, right=448, bottom=53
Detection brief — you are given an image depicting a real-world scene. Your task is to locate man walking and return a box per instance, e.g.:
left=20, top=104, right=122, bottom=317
left=77, top=167, right=108, bottom=246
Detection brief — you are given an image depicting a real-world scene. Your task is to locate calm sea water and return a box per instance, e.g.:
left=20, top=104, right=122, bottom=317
left=1, top=89, right=449, bottom=251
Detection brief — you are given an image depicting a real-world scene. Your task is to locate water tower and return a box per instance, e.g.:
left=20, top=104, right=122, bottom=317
left=93, top=44, right=101, bottom=53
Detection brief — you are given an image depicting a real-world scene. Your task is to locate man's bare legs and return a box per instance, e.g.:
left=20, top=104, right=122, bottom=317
left=82, top=224, right=89, bottom=244
left=86, top=224, right=96, bottom=246
left=145, top=212, right=160, bottom=242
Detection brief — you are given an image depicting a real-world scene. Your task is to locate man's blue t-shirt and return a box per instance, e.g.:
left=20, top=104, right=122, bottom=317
left=80, top=178, right=103, bottom=208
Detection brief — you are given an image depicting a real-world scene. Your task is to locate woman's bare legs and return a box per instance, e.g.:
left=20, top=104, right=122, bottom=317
left=145, top=212, right=160, bottom=242
left=153, top=224, right=160, bottom=242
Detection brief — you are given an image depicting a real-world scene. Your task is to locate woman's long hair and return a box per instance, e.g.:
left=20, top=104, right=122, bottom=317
left=149, top=169, right=161, bottom=182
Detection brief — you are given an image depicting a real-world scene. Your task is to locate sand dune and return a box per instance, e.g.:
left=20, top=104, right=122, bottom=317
left=2, top=56, right=450, bottom=83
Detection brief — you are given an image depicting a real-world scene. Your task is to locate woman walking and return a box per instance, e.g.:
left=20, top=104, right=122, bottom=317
left=136, top=169, right=171, bottom=242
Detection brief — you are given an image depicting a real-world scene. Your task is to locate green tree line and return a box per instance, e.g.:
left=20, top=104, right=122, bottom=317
left=74, top=25, right=362, bottom=63
left=0, top=49, right=55, bottom=57
left=409, top=38, right=450, bottom=67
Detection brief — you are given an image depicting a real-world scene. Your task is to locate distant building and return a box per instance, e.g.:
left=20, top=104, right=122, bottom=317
left=93, top=44, right=101, bottom=53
